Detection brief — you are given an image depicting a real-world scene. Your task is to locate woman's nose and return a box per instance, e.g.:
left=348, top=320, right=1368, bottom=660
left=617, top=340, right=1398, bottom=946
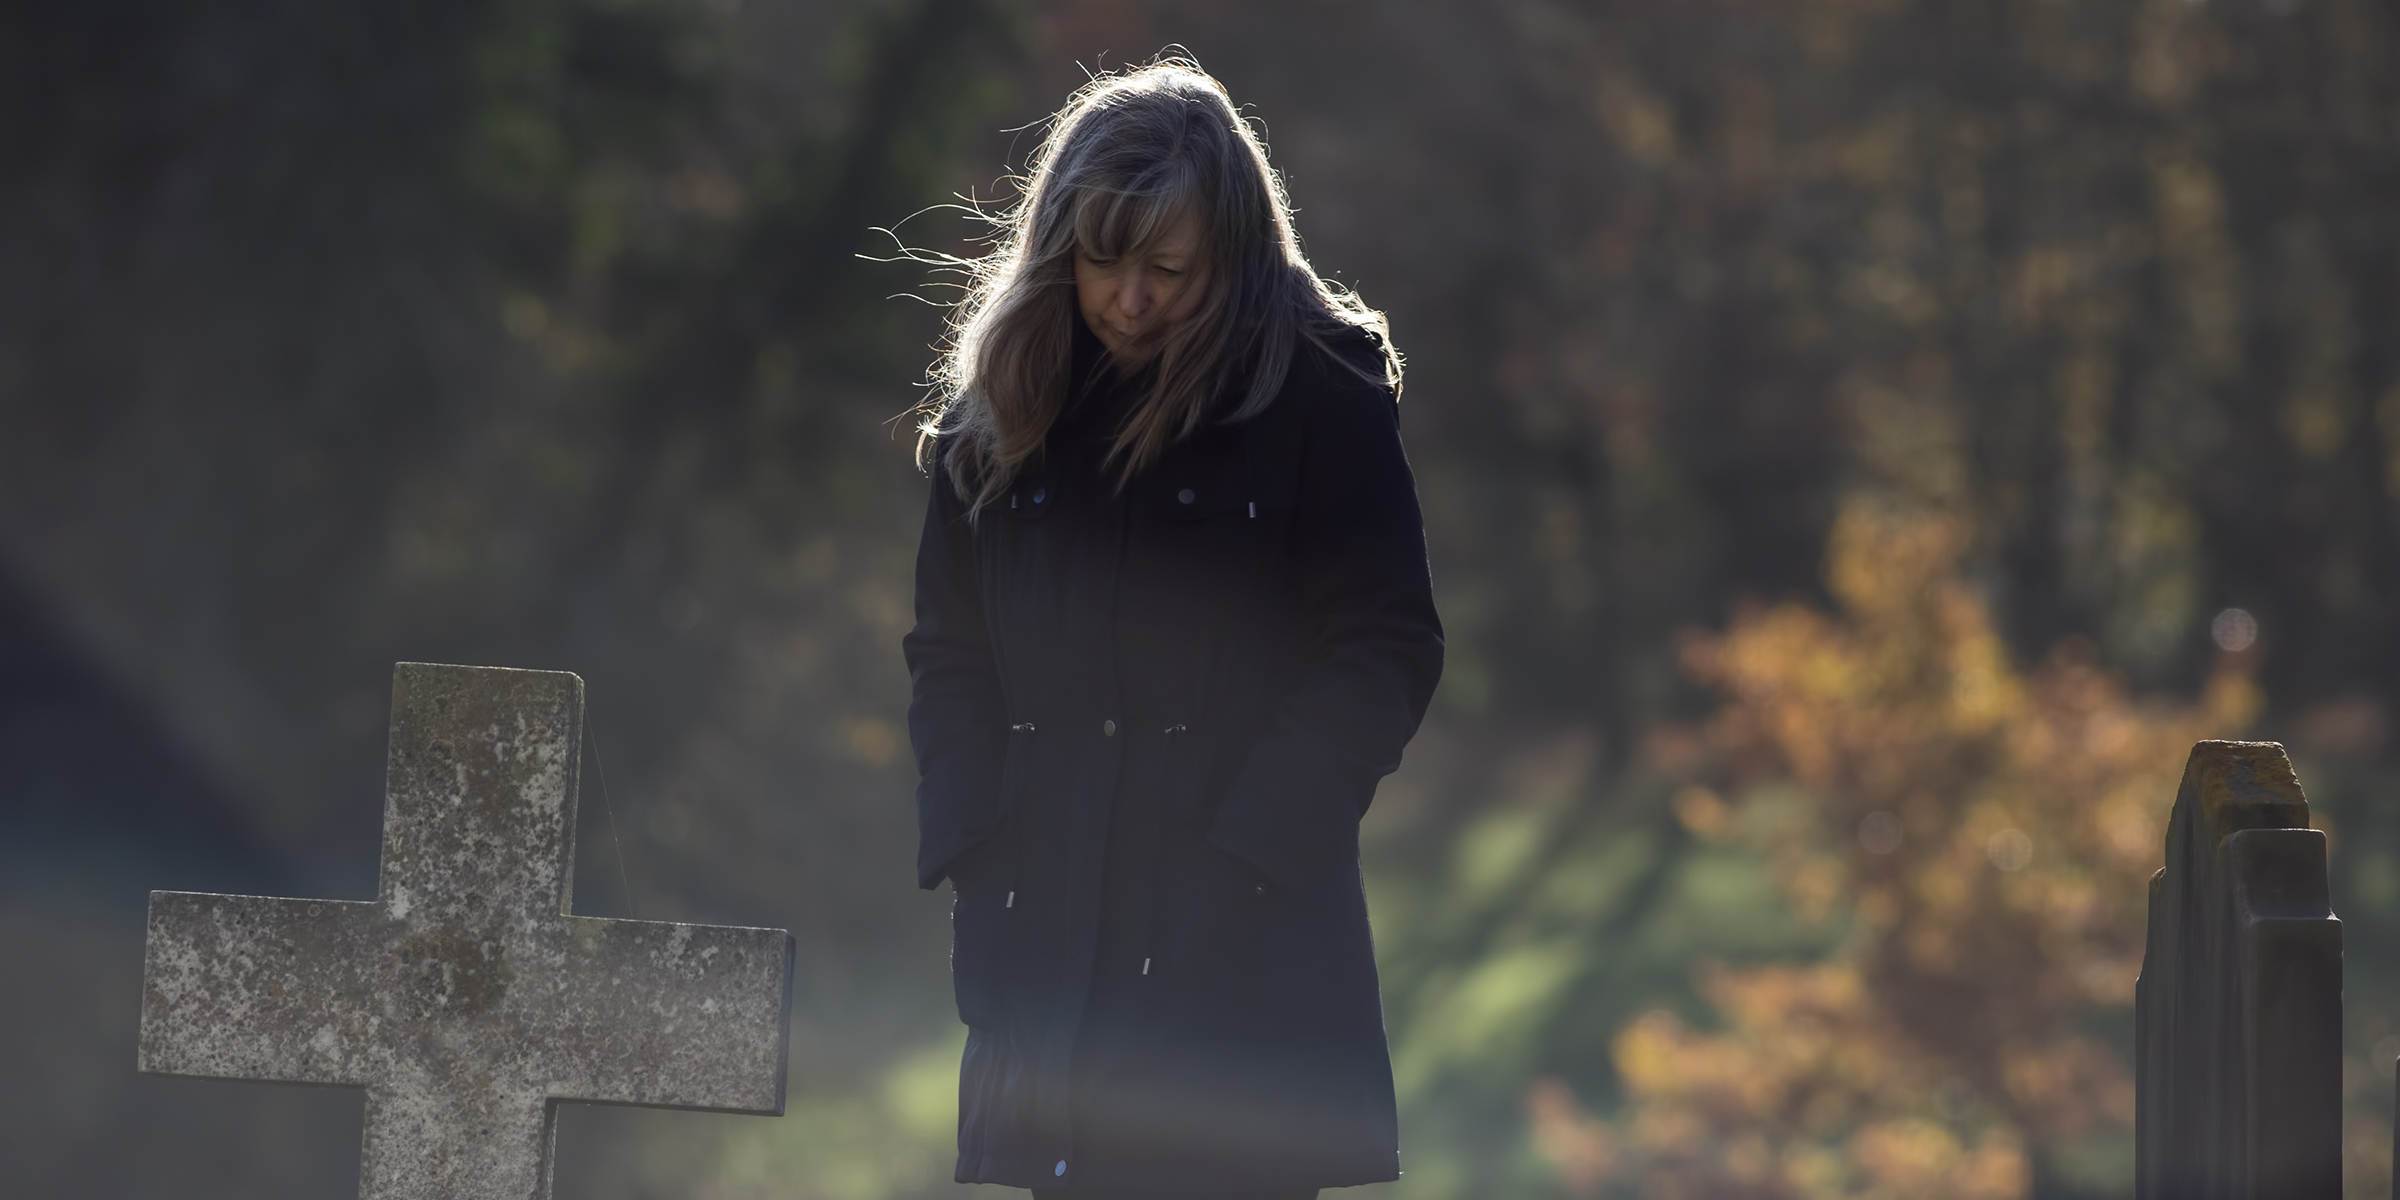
left=1117, top=277, right=1154, bottom=320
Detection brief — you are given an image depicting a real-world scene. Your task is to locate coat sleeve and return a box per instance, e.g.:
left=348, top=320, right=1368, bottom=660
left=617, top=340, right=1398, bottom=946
left=902, top=453, right=1010, bottom=890
left=1206, top=359, right=1445, bottom=893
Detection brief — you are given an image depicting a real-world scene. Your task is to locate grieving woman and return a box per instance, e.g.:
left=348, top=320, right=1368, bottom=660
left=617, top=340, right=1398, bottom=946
left=903, top=60, right=1443, bottom=1200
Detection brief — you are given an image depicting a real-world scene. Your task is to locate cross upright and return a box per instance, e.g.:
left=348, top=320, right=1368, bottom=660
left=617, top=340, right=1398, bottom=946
left=139, top=662, right=795, bottom=1200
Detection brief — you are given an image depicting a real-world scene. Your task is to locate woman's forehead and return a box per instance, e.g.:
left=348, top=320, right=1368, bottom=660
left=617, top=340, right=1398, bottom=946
left=1072, top=186, right=1206, bottom=257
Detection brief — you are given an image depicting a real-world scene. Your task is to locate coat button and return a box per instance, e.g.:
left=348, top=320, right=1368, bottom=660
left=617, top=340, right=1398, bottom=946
left=1054, top=1160, right=1067, bottom=1177
left=1177, top=488, right=1196, bottom=504
left=1103, top=719, right=1117, bottom=737
left=1252, top=883, right=1268, bottom=897
left=1032, top=487, right=1047, bottom=504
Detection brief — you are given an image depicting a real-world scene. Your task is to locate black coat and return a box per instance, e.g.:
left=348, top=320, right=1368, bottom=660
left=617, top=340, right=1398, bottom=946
left=904, top=324, right=1443, bottom=1192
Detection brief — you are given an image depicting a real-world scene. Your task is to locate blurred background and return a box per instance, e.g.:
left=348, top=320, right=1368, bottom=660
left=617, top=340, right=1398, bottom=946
left=2, top=0, right=2396, bottom=1196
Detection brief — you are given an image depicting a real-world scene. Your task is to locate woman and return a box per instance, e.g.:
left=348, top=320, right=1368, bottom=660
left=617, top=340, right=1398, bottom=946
left=903, top=59, right=1442, bottom=1199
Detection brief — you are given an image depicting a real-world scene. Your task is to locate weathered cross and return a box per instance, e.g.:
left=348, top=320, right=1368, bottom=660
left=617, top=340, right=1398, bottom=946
left=139, top=662, right=795, bottom=1200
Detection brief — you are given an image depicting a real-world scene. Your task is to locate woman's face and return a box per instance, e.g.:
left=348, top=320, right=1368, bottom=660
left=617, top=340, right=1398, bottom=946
left=1074, top=212, right=1206, bottom=364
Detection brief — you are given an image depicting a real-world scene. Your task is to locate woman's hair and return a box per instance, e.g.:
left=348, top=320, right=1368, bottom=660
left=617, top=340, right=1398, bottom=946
left=918, top=57, right=1397, bottom=513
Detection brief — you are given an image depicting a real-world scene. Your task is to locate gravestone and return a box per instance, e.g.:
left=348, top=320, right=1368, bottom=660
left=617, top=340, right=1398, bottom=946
left=139, top=663, right=795, bottom=1200
left=2135, top=740, right=2341, bottom=1200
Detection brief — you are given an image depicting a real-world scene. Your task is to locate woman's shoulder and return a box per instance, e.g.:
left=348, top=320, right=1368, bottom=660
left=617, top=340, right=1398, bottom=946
left=921, top=427, right=992, bottom=510
left=1300, top=319, right=1393, bottom=378
left=1277, top=320, right=1399, bottom=432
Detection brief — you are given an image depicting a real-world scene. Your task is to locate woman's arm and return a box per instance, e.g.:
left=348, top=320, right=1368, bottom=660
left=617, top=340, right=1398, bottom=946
left=902, top=457, right=1011, bottom=890
left=1207, top=357, right=1445, bottom=893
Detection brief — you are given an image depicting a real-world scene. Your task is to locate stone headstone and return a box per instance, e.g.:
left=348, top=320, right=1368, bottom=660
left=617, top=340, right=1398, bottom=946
left=2135, top=740, right=2341, bottom=1200
left=139, top=663, right=795, bottom=1200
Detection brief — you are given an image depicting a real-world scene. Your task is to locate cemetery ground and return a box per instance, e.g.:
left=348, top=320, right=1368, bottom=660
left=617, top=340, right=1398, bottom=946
left=4, top=501, right=2397, bottom=1198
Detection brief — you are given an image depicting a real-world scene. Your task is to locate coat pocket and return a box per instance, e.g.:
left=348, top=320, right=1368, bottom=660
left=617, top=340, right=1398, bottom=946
left=950, top=871, right=1012, bottom=1029
left=950, top=727, right=1029, bottom=1028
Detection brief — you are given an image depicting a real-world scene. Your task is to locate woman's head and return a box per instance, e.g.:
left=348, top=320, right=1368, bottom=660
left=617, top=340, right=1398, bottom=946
left=922, top=57, right=1393, bottom=512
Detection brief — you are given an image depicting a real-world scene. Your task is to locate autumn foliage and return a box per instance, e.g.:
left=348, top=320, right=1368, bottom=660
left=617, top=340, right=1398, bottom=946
left=1538, top=502, right=2256, bottom=1197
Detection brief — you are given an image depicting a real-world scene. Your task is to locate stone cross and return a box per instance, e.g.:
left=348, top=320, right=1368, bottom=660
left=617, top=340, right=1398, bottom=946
left=2134, top=740, right=2341, bottom=1200
left=139, top=663, right=795, bottom=1200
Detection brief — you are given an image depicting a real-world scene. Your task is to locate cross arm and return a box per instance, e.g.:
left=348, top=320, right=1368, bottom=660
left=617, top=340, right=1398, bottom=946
left=140, top=891, right=385, bottom=1087
left=539, top=916, right=795, bottom=1114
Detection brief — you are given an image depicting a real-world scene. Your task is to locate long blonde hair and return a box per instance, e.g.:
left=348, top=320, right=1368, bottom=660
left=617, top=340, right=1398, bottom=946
left=918, top=58, right=1396, bottom=513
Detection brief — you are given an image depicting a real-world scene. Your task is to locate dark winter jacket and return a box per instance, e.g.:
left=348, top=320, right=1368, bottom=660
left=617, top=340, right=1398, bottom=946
left=904, top=321, right=1443, bottom=1192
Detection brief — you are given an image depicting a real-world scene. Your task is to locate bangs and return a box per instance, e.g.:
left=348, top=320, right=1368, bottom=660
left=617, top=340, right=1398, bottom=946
left=1066, top=163, right=1204, bottom=262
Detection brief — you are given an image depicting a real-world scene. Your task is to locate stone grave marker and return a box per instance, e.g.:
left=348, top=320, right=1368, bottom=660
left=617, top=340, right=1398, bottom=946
left=2135, top=739, right=2341, bottom=1200
left=140, top=662, right=795, bottom=1200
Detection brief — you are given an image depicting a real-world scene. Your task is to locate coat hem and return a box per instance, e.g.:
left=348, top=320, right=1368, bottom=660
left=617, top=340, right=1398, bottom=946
left=956, top=1152, right=1401, bottom=1192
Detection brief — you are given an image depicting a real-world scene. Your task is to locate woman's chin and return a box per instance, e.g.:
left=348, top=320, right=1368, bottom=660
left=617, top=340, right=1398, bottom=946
left=1108, top=334, right=1167, bottom=365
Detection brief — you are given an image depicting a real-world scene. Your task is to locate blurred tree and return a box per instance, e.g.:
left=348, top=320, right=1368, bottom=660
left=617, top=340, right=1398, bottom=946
left=1326, top=0, right=2400, bottom=745
left=1367, top=499, right=2259, bottom=1198
left=1558, top=501, right=2252, bottom=1197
